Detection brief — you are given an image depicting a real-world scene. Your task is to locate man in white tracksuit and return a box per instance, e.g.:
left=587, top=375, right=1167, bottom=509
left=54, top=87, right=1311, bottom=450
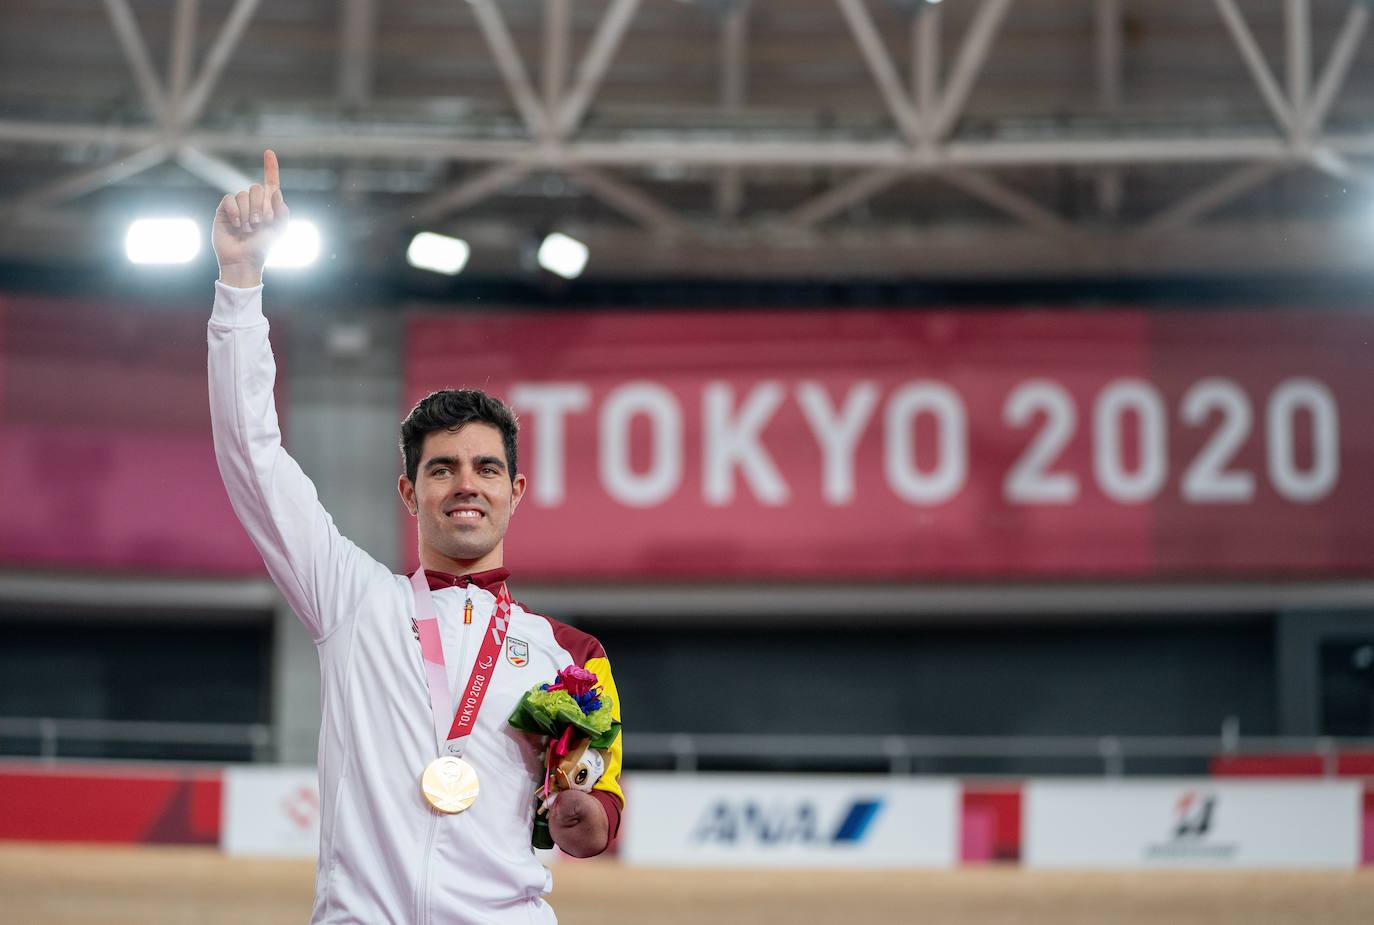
left=208, top=151, right=625, bottom=924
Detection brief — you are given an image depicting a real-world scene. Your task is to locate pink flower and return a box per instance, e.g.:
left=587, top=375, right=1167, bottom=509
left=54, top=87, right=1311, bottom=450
left=557, top=665, right=598, bottom=697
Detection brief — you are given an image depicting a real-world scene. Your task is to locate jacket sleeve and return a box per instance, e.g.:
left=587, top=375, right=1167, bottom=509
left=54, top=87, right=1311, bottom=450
left=585, top=651, right=624, bottom=845
left=208, top=281, right=391, bottom=642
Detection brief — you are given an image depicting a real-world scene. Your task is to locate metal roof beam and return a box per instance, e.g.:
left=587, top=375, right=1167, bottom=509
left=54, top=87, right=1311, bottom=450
left=835, top=0, right=921, bottom=143
left=787, top=167, right=908, bottom=228
left=337, top=0, right=377, bottom=109
left=1212, top=0, right=1296, bottom=136
left=557, top=0, right=642, bottom=138
left=1304, top=3, right=1370, bottom=137
left=468, top=0, right=547, bottom=139
left=1095, top=0, right=1124, bottom=218
left=1138, top=161, right=1287, bottom=237
left=179, top=0, right=263, bottom=129
left=567, top=166, right=686, bottom=234
left=175, top=145, right=253, bottom=193
left=542, top=0, right=572, bottom=143
left=1307, top=147, right=1374, bottom=190
left=100, top=0, right=168, bottom=120
left=0, top=117, right=1322, bottom=170
left=714, top=3, right=748, bottom=220
left=933, top=0, right=1014, bottom=140
left=940, top=167, right=1072, bottom=236
left=402, top=161, right=535, bottom=227
left=1286, top=0, right=1311, bottom=117
left=915, top=2, right=940, bottom=123
left=1096, top=0, right=1122, bottom=110
left=11, top=144, right=170, bottom=212
left=169, top=0, right=199, bottom=120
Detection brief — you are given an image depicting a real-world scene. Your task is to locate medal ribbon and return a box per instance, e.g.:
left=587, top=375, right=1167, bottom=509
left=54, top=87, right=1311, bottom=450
left=409, top=570, right=513, bottom=757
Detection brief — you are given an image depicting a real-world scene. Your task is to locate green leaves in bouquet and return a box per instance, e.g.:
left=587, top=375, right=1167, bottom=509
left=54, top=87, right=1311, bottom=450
left=508, top=686, right=621, bottom=749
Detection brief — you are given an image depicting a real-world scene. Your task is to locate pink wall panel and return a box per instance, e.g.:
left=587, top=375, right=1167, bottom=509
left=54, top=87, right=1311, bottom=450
left=0, top=293, right=278, bottom=575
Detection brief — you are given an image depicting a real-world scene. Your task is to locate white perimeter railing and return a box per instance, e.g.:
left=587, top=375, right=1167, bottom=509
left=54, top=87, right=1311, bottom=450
left=2, top=716, right=1372, bottom=776
left=0, top=717, right=274, bottom=763
left=631, top=732, right=1374, bottom=776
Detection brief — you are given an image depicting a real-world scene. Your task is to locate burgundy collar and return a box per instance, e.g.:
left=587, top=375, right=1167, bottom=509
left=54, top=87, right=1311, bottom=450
left=423, top=567, right=510, bottom=592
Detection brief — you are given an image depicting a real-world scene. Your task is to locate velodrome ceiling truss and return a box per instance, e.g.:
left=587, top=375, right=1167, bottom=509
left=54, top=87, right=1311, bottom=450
left=4, top=0, right=1374, bottom=279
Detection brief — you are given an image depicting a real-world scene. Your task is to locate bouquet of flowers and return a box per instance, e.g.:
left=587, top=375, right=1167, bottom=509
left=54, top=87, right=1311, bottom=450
left=507, top=665, right=620, bottom=848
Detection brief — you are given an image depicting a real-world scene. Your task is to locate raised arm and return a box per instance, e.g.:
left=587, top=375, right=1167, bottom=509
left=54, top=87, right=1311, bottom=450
left=208, top=150, right=387, bottom=641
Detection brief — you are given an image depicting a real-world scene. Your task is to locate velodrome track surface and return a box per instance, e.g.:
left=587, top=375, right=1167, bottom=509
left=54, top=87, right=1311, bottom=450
left=2, top=844, right=1373, bottom=925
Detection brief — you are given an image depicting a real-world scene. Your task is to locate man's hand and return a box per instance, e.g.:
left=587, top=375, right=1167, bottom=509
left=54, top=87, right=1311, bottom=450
left=548, top=789, right=609, bottom=858
left=213, top=149, right=289, bottom=288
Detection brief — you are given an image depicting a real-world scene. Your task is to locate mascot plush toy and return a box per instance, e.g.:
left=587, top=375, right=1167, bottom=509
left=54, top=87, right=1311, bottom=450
left=507, top=665, right=619, bottom=849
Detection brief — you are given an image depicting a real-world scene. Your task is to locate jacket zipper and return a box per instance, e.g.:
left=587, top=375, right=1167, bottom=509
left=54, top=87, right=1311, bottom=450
left=415, top=812, right=439, bottom=925
left=417, top=586, right=476, bottom=925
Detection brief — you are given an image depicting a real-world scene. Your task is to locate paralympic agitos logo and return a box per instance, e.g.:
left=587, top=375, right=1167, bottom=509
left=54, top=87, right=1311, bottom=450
left=690, top=798, right=883, bottom=846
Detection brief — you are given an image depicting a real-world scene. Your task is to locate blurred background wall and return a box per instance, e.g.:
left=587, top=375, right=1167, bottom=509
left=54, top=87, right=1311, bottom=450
left=0, top=0, right=1372, bottom=865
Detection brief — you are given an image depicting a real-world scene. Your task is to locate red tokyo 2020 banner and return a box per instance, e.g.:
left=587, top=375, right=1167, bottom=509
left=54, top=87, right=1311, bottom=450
left=407, top=309, right=1374, bottom=580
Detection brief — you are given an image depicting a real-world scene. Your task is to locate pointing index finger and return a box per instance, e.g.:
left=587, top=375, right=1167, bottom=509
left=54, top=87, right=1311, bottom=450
left=263, top=149, right=280, bottom=191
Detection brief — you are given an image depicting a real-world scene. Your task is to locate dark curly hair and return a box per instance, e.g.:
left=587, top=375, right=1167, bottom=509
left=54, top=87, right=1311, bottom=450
left=399, top=389, right=519, bottom=485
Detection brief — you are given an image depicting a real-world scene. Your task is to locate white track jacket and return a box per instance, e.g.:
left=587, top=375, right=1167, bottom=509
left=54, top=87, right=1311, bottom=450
left=208, top=282, right=624, bottom=925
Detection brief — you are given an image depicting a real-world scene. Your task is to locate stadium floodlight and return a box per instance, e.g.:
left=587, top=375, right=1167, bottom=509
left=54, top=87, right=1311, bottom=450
left=406, top=232, right=471, bottom=276
left=536, top=232, right=589, bottom=280
left=125, top=218, right=200, bottom=265
left=266, top=220, right=321, bottom=269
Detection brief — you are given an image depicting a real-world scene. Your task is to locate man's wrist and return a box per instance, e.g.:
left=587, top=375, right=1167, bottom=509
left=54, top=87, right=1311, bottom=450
left=218, top=264, right=264, bottom=288
left=549, top=791, right=611, bottom=858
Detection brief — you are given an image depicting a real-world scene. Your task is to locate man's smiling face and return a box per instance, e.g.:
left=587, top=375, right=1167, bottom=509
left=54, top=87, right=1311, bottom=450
left=399, top=422, right=526, bottom=572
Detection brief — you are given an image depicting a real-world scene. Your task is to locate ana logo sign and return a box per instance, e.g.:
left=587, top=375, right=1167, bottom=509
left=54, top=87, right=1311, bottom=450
left=622, top=775, right=960, bottom=867
left=691, top=799, right=883, bottom=846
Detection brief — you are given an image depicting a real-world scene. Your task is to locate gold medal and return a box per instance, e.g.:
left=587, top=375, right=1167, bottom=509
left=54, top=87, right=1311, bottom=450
left=421, top=755, right=480, bottom=814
